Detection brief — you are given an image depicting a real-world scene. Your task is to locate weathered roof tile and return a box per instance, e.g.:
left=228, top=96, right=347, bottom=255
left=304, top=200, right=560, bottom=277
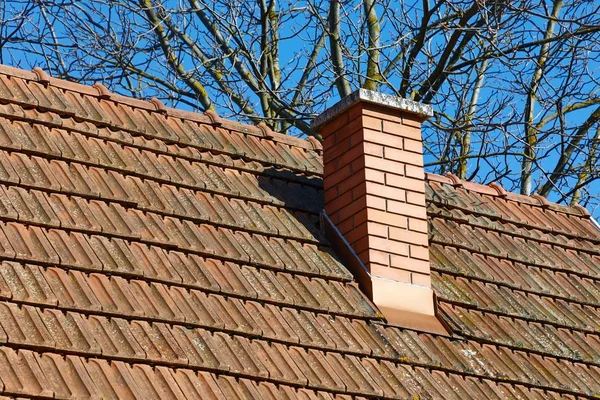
left=0, top=66, right=599, bottom=399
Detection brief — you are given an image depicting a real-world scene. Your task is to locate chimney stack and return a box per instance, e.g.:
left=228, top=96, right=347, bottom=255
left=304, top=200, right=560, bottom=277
left=313, top=89, right=449, bottom=335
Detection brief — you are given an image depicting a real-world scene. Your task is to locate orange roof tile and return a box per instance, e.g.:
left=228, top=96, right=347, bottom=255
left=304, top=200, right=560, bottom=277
left=0, top=64, right=598, bottom=398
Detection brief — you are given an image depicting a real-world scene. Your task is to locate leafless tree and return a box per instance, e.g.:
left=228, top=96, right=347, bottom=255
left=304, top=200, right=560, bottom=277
left=1, top=0, right=600, bottom=213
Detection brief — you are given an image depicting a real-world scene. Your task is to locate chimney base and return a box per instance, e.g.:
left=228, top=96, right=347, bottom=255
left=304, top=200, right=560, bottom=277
left=322, top=211, right=450, bottom=336
left=371, top=277, right=450, bottom=335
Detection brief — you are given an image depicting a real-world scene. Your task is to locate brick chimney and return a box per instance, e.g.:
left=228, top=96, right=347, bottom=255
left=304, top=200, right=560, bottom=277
left=313, top=89, right=449, bottom=335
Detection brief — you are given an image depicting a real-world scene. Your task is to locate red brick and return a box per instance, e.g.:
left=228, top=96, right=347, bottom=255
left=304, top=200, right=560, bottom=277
left=366, top=194, right=386, bottom=211
left=403, top=138, right=423, bottom=154
left=365, top=182, right=406, bottom=203
left=409, top=244, right=430, bottom=261
left=361, top=103, right=402, bottom=123
left=352, top=236, right=409, bottom=257
left=324, top=185, right=340, bottom=205
left=383, top=147, right=423, bottom=167
left=325, top=188, right=354, bottom=214
left=323, top=133, right=336, bottom=152
left=364, top=168, right=385, bottom=184
left=401, top=112, right=423, bottom=128
left=350, top=222, right=388, bottom=242
left=323, top=163, right=352, bottom=189
left=329, top=210, right=341, bottom=224
left=323, top=137, right=352, bottom=163
left=363, top=208, right=408, bottom=229
left=370, top=264, right=412, bottom=283
left=405, top=164, right=425, bottom=180
left=386, top=199, right=428, bottom=220
left=336, top=213, right=355, bottom=234
left=364, top=154, right=406, bottom=174
left=346, top=129, right=366, bottom=148
left=390, top=254, right=430, bottom=274
left=332, top=170, right=366, bottom=198
left=364, top=142, right=384, bottom=157
left=335, top=117, right=364, bottom=143
left=367, top=221, right=389, bottom=238
left=324, top=161, right=366, bottom=189
left=345, top=224, right=369, bottom=245
left=320, top=94, right=434, bottom=299
left=351, top=236, right=371, bottom=254
left=370, top=236, right=410, bottom=257
left=383, top=120, right=422, bottom=140
left=351, top=181, right=367, bottom=199
left=352, top=207, right=369, bottom=227
left=408, top=217, right=428, bottom=233
left=357, top=251, right=369, bottom=266
left=362, top=115, right=383, bottom=131
left=348, top=102, right=364, bottom=121
left=411, top=272, right=432, bottom=287
left=350, top=155, right=367, bottom=173
left=320, top=110, right=349, bottom=137
left=323, top=142, right=364, bottom=174
left=388, top=226, right=428, bottom=246
left=332, top=195, right=367, bottom=223
left=363, top=129, right=403, bottom=149
left=358, top=248, right=390, bottom=266
left=382, top=120, right=401, bottom=135
left=385, top=173, right=425, bottom=193
left=406, top=190, right=426, bottom=206
left=323, top=160, right=339, bottom=177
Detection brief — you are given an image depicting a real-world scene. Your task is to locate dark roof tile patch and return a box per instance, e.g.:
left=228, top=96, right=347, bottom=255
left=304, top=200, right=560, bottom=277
left=0, top=65, right=598, bottom=398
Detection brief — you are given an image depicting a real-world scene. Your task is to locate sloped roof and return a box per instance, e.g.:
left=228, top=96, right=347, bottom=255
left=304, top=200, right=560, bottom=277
left=0, top=64, right=598, bottom=399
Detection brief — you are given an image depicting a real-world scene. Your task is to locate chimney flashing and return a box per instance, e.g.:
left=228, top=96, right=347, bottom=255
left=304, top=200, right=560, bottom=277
left=322, top=209, right=451, bottom=336
left=311, top=88, right=434, bottom=130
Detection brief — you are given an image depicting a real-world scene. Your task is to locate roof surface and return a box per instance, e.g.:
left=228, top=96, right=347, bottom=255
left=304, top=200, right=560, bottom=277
left=0, top=65, right=598, bottom=399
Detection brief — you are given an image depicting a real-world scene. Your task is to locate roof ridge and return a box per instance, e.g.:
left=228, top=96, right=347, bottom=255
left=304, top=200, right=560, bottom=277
left=425, top=172, right=590, bottom=218
left=0, top=64, right=319, bottom=152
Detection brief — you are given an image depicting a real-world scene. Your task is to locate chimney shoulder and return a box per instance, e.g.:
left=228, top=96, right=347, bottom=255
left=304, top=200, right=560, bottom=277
left=315, top=89, right=449, bottom=336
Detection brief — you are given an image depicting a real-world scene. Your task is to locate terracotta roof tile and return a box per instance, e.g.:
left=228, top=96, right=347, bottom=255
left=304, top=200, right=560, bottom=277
left=0, top=65, right=599, bottom=398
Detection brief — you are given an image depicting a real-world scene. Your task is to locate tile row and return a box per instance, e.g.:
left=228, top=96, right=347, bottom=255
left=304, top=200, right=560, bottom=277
left=1, top=288, right=599, bottom=398
left=0, top=301, right=394, bottom=395
left=0, top=221, right=367, bottom=314
left=0, top=75, right=323, bottom=175
left=0, top=193, right=350, bottom=280
left=375, top=324, right=600, bottom=397
left=430, top=217, right=600, bottom=280
left=430, top=244, right=600, bottom=308
left=5, top=253, right=600, bottom=398
left=429, top=201, right=599, bottom=252
left=0, top=119, right=324, bottom=214
left=433, top=271, right=600, bottom=335
left=0, top=100, right=322, bottom=188
left=426, top=180, right=599, bottom=241
left=6, top=259, right=595, bottom=398
left=0, top=150, right=323, bottom=242
left=0, top=261, right=377, bottom=342
left=426, top=173, right=588, bottom=216
left=442, top=303, right=600, bottom=366
left=0, top=333, right=591, bottom=399
left=0, top=345, right=341, bottom=400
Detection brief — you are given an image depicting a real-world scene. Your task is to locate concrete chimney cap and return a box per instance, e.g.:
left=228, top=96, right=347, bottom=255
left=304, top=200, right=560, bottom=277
left=311, top=88, right=434, bottom=130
